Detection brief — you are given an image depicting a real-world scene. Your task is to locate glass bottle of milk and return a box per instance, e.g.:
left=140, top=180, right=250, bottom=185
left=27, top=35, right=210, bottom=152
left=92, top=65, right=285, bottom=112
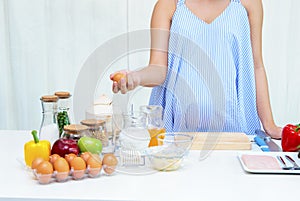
left=39, top=95, right=60, bottom=145
left=119, top=111, right=150, bottom=152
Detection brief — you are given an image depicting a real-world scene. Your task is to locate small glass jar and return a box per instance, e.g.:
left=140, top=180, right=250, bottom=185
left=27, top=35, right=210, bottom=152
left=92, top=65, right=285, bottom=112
left=62, top=124, right=89, bottom=141
left=55, top=91, right=71, bottom=137
left=39, top=95, right=60, bottom=145
left=80, top=119, right=108, bottom=147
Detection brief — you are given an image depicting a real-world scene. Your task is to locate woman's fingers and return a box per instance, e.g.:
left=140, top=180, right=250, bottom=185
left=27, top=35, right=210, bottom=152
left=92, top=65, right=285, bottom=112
left=127, top=73, right=134, bottom=91
left=111, top=70, right=138, bottom=94
left=109, top=73, right=114, bottom=80
left=112, top=81, right=119, bottom=93
left=120, top=77, right=128, bottom=94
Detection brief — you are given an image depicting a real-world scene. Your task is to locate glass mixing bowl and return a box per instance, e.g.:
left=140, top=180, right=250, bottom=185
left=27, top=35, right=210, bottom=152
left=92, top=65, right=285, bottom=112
left=148, top=133, right=194, bottom=171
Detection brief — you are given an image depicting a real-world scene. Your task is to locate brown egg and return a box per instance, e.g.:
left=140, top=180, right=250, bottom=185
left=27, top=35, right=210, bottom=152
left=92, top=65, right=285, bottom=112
left=112, top=72, right=126, bottom=82
left=36, top=161, right=53, bottom=175
left=65, top=153, right=77, bottom=164
left=53, top=157, right=69, bottom=172
left=70, top=157, right=86, bottom=179
left=70, top=157, right=86, bottom=171
left=87, top=155, right=102, bottom=177
left=80, top=152, right=92, bottom=163
left=90, top=153, right=101, bottom=161
left=102, top=153, right=118, bottom=175
left=87, top=156, right=102, bottom=169
left=31, top=157, right=45, bottom=170
left=49, top=154, right=60, bottom=165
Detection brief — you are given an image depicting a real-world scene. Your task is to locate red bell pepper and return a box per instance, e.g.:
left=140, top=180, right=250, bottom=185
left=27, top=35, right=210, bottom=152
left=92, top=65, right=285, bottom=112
left=281, top=124, right=300, bottom=152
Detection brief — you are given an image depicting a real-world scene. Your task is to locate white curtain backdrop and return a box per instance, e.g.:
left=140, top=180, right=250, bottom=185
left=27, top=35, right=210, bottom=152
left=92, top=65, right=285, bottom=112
left=0, top=0, right=299, bottom=130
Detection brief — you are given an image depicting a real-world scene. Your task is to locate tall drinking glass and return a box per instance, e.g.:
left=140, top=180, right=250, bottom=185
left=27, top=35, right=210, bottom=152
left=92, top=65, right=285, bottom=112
left=140, top=105, right=166, bottom=147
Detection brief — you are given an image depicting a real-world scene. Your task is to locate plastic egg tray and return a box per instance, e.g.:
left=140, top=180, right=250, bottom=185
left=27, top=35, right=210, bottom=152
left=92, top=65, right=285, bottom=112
left=32, top=165, right=116, bottom=184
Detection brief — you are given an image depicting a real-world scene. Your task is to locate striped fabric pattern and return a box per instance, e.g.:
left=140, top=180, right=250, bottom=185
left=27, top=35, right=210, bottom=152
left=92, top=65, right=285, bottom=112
left=149, top=0, right=261, bottom=135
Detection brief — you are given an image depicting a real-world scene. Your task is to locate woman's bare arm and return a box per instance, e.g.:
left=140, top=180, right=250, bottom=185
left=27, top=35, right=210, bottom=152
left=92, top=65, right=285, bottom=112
left=111, top=0, right=176, bottom=93
left=242, top=0, right=282, bottom=139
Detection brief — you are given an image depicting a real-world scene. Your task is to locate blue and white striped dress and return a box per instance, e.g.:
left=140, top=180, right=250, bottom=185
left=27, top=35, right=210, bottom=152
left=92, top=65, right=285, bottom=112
left=149, top=0, right=261, bottom=135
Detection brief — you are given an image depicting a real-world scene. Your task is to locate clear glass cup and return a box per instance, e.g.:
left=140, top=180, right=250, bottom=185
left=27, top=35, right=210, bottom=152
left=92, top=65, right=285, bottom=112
left=98, top=114, right=118, bottom=153
left=140, top=105, right=166, bottom=147
left=118, top=111, right=150, bottom=152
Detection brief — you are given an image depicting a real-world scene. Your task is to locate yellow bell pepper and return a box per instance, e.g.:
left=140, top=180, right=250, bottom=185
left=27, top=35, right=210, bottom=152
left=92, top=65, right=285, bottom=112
left=24, top=130, right=51, bottom=167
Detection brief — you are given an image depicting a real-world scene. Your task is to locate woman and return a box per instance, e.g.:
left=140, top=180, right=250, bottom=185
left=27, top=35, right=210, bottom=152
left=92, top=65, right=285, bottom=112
left=111, top=0, right=282, bottom=139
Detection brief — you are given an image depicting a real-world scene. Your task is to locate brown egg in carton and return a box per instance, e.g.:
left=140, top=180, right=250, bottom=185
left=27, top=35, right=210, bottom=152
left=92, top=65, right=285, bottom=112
left=32, top=165, right=117, bottom=184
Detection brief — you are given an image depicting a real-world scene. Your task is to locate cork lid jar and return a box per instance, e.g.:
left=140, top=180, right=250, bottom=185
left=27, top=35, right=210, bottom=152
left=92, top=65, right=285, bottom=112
left=81, top=119, right=108, bottom=147
left=54, top=91, right=71, bottom=99
left=40, top=95, right=59, bottom=102
left=62, top=124, right=89, bottom=141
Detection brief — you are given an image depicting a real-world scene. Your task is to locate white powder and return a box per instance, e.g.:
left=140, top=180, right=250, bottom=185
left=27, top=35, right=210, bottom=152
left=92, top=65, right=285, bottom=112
left=119, top=127, right=150, bottom=152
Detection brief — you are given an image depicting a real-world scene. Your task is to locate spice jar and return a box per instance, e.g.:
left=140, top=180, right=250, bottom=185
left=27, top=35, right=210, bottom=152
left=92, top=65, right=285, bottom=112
left=80, top=119, right=108, bottom=147
left=62, top=124, right=89, bottom=141
left=55, top=91, right=71, bottom=137
left=85, top=95, right=114, bottom=140
left=39, top=95, right=60, bottom=145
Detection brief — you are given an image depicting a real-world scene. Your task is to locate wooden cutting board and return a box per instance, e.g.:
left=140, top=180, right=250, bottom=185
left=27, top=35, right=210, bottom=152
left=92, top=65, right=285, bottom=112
left=185, top=132, right=251, bottom=150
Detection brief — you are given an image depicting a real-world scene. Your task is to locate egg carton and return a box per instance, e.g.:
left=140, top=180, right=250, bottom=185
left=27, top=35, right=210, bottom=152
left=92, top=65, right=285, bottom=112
left=32, top=165, right=115, bottom=184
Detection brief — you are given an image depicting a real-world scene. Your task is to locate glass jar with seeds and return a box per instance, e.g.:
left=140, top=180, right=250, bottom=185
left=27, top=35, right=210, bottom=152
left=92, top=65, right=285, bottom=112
left=80, top=119, right=108, bottom=147
left=55, top=91, right=72, bottom=137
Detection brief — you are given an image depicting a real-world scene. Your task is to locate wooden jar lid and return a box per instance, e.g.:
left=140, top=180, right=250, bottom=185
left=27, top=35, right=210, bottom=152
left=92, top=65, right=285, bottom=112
left=54, top=91, right=71, bottom=99
left=40, top=95, right=58, bottom=102
left=81, top=119, right=105, bottom=126
left=63, top=124, right=88, bottom=133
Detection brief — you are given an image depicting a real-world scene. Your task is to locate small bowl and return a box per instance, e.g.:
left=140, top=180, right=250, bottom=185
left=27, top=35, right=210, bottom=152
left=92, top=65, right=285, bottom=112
left=71, top=169, right=86, bottom=180
left=55, top=171, right=69, bottom=182
left=102, top=164, right=117, bottom=175
left=36, top=173, right=53, bottom=184
left=87, top=167, right=102, bottom=178
left=148, top=133, right=193, bottom=171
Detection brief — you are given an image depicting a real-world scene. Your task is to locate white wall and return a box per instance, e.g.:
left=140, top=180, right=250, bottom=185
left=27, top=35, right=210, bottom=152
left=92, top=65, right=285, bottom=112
left=0, top=0, right=299, bottom=130
left=262, top=0, right=300, bottom=126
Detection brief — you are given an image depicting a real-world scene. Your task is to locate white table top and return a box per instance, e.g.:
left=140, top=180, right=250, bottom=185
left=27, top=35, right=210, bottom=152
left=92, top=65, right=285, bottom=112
left=0, top=130, right=297, bottom=201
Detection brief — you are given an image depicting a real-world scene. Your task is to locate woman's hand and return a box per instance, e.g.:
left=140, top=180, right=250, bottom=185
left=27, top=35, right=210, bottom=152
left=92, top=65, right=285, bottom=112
left=110, top=70, right=141, bottom=94
left=265, top=125, right=282, bottom=140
